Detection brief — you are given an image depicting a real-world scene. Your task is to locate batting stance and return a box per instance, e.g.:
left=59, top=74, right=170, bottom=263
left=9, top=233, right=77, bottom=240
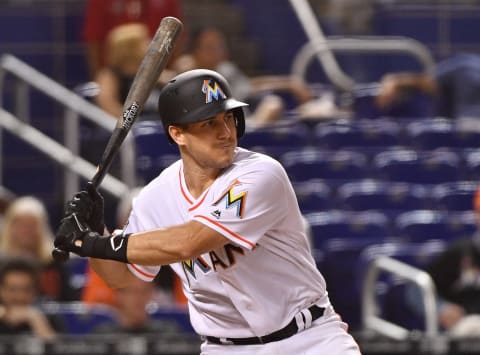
left=55, top=69, right=361, bottom=354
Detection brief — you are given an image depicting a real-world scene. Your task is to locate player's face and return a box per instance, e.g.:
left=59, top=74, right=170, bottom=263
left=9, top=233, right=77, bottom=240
left=178, top=111, right=237, bottom=170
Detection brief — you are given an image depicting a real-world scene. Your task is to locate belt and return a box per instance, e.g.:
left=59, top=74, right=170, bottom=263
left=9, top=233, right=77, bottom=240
left=205, top=304, right=325, bottom=345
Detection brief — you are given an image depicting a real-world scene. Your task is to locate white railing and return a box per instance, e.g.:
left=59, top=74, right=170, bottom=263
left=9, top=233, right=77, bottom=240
left=0, top=54, right=134, bottom=199
left=288, top=0, right=435, bottom=90
left=291, top=36, right=435, bottom=87
left=362, top=256, right=439, bottom=340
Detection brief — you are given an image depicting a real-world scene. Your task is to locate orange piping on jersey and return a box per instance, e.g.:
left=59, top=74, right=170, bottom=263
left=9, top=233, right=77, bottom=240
left=129, top=263, right=156, bottom=279
left=179, top=167, right=193, bottom=204
left=188, top=188, right=210, bottom=212
left=194, top=215, right=256, bottom=249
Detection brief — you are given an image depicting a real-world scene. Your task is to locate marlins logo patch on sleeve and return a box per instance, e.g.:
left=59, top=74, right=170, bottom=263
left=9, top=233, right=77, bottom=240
left=212, top=180, right=247, bottom=218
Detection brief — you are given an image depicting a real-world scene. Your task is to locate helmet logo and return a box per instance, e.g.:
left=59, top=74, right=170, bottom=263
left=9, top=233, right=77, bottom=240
left=202, top=79, right=226, bottom=103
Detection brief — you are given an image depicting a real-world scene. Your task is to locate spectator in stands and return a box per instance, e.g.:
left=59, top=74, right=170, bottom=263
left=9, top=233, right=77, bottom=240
left=376, top=54, right=480, bottom=119
left=173, top=26, right=314, bottom=126
left=94, top=23, right=155, bottom=119
left=94, top=276, right=179, bottom=334
left=0, top=197, right=76, bottom=301
left=82, top=0, right=183, bottom=79
left=426, top=186, right=480, bottom=337
left=0, top=187, right=15, bottom=231
left=0, top=257, right=58, bottom=340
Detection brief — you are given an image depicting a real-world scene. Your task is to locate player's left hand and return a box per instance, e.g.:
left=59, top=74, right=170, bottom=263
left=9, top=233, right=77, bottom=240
left=54, top=213, right=130, bottom=262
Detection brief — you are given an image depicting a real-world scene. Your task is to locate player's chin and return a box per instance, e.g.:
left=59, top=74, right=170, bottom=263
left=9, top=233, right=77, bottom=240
left=215, top=147, right=235, bottom=167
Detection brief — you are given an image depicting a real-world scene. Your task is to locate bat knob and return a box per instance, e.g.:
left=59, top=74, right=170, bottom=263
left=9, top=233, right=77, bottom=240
left=52, top=248, right=70, bottom=262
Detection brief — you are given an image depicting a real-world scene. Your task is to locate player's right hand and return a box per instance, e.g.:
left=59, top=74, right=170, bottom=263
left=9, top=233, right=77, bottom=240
left=64, top=182, right=105, bottom=234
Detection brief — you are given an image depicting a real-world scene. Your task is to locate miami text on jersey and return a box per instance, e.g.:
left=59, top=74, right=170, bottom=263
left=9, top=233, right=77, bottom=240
left=182, top=243, right=245, bottom=284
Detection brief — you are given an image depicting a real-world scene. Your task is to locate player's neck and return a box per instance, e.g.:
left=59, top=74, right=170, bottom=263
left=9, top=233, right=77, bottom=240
left=182, top=165, right=220, bottom=199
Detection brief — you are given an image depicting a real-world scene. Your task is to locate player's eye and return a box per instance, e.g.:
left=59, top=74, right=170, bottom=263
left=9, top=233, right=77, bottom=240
left=201, top=119, right=215, bottom=128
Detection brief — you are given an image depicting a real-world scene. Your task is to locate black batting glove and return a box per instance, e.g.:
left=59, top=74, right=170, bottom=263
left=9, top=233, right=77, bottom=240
left=55, top=213, right=129, bottom=262
left=64, top=182, right=105, bottom=234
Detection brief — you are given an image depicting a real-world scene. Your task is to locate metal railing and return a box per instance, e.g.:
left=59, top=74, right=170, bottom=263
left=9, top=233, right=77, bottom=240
left=291, top=36, right=436, bottom=88
left=288, top=0, right=436, bottom=90
left=0, top=54, right=134, bottom=199
left=362, top=256, right=439, bottom=340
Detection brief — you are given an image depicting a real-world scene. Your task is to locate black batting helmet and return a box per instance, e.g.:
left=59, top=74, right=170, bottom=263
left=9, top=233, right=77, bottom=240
left=158, top=69, right=248, bottom=143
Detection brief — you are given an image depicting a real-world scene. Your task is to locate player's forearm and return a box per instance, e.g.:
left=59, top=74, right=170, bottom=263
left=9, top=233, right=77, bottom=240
left=126, top=222, right=226, bottom=266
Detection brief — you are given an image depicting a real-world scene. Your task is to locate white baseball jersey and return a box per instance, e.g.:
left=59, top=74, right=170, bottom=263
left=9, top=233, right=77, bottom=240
left=124, top=147, right=331, bottom=338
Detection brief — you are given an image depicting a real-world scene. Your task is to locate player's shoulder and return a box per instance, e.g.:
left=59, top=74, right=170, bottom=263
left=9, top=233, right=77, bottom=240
left=233, top=147, right=286, bottom=176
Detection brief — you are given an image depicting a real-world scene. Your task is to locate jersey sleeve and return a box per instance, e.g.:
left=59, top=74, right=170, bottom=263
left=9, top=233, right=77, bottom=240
left=124, top=203, right=161, bottom=282
left=193, top=160, right=288, bottom=250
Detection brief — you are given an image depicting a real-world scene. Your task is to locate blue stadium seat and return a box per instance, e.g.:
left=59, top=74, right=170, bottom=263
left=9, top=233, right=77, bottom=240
left=352, top=83, right=434, bottom=119
left=239, top=122, right=311, bottom=158
left=431, top=181, right=479, bottom=211
left=64, top=257, right=89, bottom=296
left=292, top=179, right=333, bottom=213
left=305, top=210, right=390, bottom=250
left=132, top=121, right=180, bottom=183
left=373, top=148, right=461, bottom=184
left=147, top=305, right=194, bottom=334
left=454, top=118, right=480, bottom=148
left=281, top=148, right=369, bottom=182
left=322, top=237, right=386, bottom=330
left=464, top=150, right=480, bottom=179
left=394, top=210, right=477, bottom=242
left=405, top=118, right=456, bottom=150
left=42, top=302, right=117, bottom=335
left=337, top=179, right=429, bottom=211
left=315, top=118, right=402, bottom=149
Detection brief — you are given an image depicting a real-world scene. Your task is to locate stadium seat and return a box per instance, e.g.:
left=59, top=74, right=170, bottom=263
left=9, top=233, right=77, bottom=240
left=292, top=179, right=333, bottom=213
left=42, top=302, right=117, bottom=335
left=394, top=210, right=477, bottom=242
left=431, top=181, right=479, bottom=211
left=64, top=257, right=89, bottom=298
left=464, top=150, right=480, bottom=179
left=406, top=118, right=480, bottom=150
left=305, top=210, right=391, bottom=250
left=314, top=118, right=402, bottom=149
left=132, top=121, right=180, bottom=183
left=239, top=122, right=311, bottom=158
left=337, top=179, right=429, bottom=211
left=373, top=148, right=461, bottom=184
left=322, top=237, right=387, bottom=330
left=405, top=118, right=456, bottom=150
left=454, top=117, right=480, bottom=148
left=147, top=304, right=195, bottom=334
left=281, top=148, right=369, bottom=182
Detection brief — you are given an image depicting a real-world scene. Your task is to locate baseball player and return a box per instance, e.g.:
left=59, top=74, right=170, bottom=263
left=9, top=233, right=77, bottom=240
left=55, top=69, right=361, bottom=354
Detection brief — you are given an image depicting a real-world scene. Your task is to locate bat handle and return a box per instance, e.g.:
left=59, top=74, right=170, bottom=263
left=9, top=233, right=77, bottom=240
left=52, top=248, right=70, bottom=262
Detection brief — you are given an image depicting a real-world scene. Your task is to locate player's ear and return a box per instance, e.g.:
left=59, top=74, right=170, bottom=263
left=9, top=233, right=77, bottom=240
left=168, top=125, right=185, bottom=145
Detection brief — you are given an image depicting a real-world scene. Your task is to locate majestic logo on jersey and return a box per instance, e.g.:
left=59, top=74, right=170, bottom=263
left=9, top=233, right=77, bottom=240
left=212, top=180, right=247, bottom=218
left=202, top=79, right=227, bottom=103
left=211, top=209, right=222, bottom=219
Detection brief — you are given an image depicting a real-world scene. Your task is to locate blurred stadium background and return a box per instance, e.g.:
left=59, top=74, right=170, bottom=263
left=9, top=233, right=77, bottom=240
left=2, top=0, right=480, bottom=354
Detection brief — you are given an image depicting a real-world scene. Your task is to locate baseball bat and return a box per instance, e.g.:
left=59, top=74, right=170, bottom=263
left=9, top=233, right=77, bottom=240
left=52, top=16, right=183, bottom=262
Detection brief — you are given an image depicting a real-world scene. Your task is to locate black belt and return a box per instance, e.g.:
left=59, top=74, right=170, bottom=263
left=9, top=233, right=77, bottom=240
left=205, top=304, right=325, bottom=345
